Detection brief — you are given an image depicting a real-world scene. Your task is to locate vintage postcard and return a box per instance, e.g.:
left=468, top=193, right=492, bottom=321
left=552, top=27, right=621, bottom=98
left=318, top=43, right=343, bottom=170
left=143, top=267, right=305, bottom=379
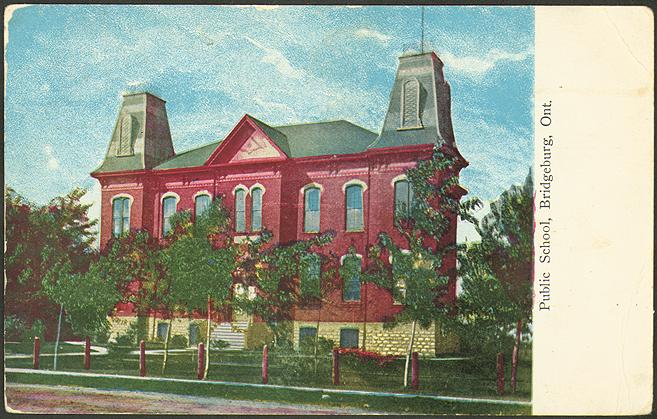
left=3, top=4, right=652, bottom=415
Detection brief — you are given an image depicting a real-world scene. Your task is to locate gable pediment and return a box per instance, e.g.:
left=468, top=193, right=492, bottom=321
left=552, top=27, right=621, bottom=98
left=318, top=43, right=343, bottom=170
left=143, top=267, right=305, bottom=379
left=205, top=115, right=288, bottom=165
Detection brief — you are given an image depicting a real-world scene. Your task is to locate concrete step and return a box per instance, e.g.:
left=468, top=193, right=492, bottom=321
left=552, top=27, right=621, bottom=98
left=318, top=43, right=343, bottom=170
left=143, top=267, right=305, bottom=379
left=209, top=322, right=247, bottom=350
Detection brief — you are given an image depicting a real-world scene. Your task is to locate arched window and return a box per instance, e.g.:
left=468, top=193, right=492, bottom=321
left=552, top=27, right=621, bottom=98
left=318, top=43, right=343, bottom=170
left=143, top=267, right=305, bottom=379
left=394, top=179, right=414, bottom=219
left=162, top=196, right=177, bottom=236
left=235, top=189, right=246, bottom=233
left=345, top=184, right=364, bottom=231
left=304, top=187, right=321, bottom=233
left=300, top=253, right=321, bottom=297
left=112, top=197, right=130, bottom=237
left=401, top=79, right=420, bottom=128
left=342, top=254, right=362, bottom=301
left=195, top=194, right=211, bottom=220
left=251, top=187, right=263, bottom=231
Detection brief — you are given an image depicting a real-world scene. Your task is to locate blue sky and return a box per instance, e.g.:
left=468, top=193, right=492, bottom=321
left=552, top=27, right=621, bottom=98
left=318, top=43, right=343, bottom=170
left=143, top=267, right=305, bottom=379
left=5, top=5, right=534, bottom=242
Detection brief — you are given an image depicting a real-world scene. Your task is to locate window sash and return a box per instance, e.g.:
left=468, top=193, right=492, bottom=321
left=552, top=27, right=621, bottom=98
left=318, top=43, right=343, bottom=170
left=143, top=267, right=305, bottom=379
left=345, top=186, right=363, bottom=231
left=342, top=256, right=361, bottom=301
left=339, top=329, right=359, bottom=348
left=235, top=190, right=246, bottom=232
left=195, top=195, right=211, bottom=219
left=251, top=188, right=263, bottom=231
left=394, top=180, right=414, bottom=218
left=162, top=197, right=177, bottom=236
left=112, top=198, right=129, bottom=237
left=304, top=188, right=320, bottom=232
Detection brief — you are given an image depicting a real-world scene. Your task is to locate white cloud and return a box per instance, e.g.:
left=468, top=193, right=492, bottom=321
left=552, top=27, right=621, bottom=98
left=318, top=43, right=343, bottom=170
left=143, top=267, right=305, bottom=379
left=44, top=144, right=60, bottom=170
left=127, top=79, right=148, bottom=87
left=254, top=5, right=280, bottom=11
left=244, top=36, right=305, bottom=79
left=441, top=48, right=533, bottom=78
left=80, top=181, right=102, bottom=248
left=354, top=28, right=391, bottom=44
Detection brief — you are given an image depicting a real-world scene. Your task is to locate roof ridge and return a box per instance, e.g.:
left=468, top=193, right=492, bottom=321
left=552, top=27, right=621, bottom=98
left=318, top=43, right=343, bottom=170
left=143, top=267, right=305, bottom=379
left=274, top=119, right=378, bottom=135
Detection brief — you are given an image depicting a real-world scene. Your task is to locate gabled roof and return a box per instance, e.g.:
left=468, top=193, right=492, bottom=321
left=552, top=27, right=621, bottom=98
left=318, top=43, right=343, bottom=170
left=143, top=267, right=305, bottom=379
left=151, top=117, right=378, bottom=171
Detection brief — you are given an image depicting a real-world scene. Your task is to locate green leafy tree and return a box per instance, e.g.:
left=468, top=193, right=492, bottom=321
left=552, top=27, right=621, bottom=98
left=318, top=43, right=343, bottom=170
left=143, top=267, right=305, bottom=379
left=233, top=231, right=334, bottom=348
left=454, top=172, right=533, bottom=390
left=361, top=145, right=480, bottom=387
left=5, top=186, right=97, bottom=341
left=165, top=198, right=237, bottom=378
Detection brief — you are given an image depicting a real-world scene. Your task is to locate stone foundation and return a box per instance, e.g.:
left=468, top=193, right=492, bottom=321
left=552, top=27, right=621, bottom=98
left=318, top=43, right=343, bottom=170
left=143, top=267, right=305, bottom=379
left=291, top=321, right=460, bottom=356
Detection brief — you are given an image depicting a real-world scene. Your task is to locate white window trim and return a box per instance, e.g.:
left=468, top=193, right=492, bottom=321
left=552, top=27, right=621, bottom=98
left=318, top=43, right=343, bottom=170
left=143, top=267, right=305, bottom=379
left=109, top=193, right=134, bottom=207
left=110, top=193, right=133, bottom=237
left=232, top=184, right=248, bottom=196
left=300, top=182, right=324, bottom=194
left=160, top=191, right=181, bottom=206
left=249, top=182, right=266, bottom=196
left=192, top=190, right=212, bottom=201
left=302, top=183, right=322, bottom=233
left=341, top=179, right=368, bottom=193
left=390, top=174, right=408, bottom=187
left=340, top=253, right=363, bottom=265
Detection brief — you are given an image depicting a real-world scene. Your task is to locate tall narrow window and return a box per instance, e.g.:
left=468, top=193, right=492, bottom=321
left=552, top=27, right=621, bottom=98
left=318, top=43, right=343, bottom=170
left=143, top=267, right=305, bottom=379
left=401, top=79, right=421, bottom=128
left=251, top=187, right=263, bottom=231
left=235, top=189, right=246, bottom=233
left=394, top=179, right=414, bottom=219
left=118, top=115, right=134, bottom=156
left=112, top=197, right=130, bottom=237
left=342, top=255, right=361, bottom=301
left=162, top=196, right=177, bottom=236
left=195, top=194, right=211, bottom=220
left=345, top=185, right=364, bottom=231
left=304, top=187, right=321, bottom=233
left=300, top=253, right=321, bottom=297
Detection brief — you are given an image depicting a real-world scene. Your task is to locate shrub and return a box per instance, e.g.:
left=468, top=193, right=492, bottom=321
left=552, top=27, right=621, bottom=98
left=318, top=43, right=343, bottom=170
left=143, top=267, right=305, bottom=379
left=210, top=339, right=229, bottom=350
left=4, top=315, right=26, bottom=341
left=21, top=319, right=45, bottom=343
left=337, top=347, right=397, bottom=367
left=169, top=335, right=188, bottom=349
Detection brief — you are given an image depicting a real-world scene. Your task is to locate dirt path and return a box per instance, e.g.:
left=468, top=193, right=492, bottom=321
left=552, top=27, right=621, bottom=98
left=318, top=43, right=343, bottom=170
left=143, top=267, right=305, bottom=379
left=5, top=383, right=383, bottom=415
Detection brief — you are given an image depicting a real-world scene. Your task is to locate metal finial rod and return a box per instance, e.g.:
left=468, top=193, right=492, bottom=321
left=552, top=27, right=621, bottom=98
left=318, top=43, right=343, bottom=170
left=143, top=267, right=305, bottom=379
left=421, top=6, right=425, bottom=53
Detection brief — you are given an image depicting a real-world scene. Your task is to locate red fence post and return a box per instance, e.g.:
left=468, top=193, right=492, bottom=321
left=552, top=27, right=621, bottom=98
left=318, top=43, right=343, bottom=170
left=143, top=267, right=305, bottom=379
left=332, top=348, right=340, bottom=385
left=411, top=351, right=419, bottom=389
left=496, top=352, right=505, bottom=395
left=262, top=344, right=269, bottom=384
left=139, top=340, right=146, bottom=377
left=84, top=336, right=91, bottom=370
left=198, top=343, right=205, bottom=380
left=33, top=337, right=40, bottom=370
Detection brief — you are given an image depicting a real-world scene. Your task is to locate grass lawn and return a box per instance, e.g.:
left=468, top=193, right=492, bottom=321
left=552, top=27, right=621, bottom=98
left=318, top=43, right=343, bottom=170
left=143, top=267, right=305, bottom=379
left=5, top=343, right=531, bottom=405
left=5, top=371, right=530, bottom=415
left=5, top=341, right=90, bottom=355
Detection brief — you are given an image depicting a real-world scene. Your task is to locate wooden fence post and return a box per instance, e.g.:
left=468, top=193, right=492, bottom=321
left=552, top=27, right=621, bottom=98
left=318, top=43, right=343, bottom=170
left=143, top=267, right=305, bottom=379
left=139, top=340, right=146, bottom=377
left=496, top=352, right=505, bottom=395
left=84, top=336, right=91, bottom=370
left=411, top=351, right=419, bottom=389
left=198, top=342, right=205, bottom=380
left=332, top=348, right=340, bottom=385
left=262, top=344, right=269, bottom=384
left=33, top=337, right=40, bottom=370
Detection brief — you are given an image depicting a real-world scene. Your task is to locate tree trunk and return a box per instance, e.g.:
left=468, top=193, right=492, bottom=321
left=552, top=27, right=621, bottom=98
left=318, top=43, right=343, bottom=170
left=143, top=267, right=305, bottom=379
left=161, top=316, right=173, bottom=375
left=53, top=304, right=64, bottom=371
left=204, top=296, right=212, bottom=379
left=151, top=311, right=157, bottom=341
left=403, top=320, right=417, bottom=388
left=511, top=319, right=522, bottom=392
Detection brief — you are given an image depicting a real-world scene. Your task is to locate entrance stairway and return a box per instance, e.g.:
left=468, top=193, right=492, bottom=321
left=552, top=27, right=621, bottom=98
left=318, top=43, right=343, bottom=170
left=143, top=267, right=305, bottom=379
left=210, top=320, right=248, bottom=350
